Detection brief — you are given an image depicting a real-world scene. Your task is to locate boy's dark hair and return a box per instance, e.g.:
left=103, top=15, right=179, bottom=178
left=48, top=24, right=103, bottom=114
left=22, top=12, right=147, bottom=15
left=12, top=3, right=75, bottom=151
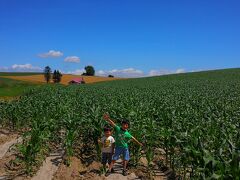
left=121, top=119, right=130, bottom=126
left=104, top=126, right=112, bottom=132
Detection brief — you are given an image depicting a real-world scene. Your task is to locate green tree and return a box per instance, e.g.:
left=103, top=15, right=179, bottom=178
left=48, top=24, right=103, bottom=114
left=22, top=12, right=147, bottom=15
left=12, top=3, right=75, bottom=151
left=52, top=70, right=62, bottom=83
left=44, top=66, right=51, bottom=83
left=84, top=66, right=95, bottom=76
left=52, top=70, right=57, bottom=83
left=56, top=70, right=62, bottom=83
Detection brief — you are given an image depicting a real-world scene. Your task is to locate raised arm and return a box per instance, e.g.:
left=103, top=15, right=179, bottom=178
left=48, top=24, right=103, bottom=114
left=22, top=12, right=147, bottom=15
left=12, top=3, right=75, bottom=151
left=103, top=113, right=116, bottom=127
left=131, top=136, right=143, bottom=146
left=98, top=139, right=103, bottom=147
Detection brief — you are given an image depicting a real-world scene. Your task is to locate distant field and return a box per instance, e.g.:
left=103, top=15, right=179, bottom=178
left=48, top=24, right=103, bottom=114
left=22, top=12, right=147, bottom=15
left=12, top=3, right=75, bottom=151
left=0, top=73, right=122, bottom=98
left=0, top=74, right=122, bottom=85
left=0, top=72, right=43, bottom=76
left=0, top=77, right=39, bottom=98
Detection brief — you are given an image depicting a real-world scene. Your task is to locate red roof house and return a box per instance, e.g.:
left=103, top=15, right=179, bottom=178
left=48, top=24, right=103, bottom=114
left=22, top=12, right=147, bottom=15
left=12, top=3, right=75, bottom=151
left=68, top=77, right=85, bottom=84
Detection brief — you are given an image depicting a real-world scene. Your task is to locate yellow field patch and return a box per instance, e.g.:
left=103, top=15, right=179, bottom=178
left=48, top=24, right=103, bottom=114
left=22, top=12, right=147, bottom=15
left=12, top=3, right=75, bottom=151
left=0, top=74, right=122, bottom=85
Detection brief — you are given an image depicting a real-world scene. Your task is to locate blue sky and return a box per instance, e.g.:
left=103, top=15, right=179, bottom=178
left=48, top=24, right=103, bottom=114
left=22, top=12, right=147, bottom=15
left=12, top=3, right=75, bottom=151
left=0, top=0, right=239, bottom=77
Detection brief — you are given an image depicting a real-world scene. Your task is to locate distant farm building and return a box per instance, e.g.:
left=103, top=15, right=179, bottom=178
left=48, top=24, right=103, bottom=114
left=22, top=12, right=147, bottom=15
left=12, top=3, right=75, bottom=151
left=68, top=78, right=85, bottom=84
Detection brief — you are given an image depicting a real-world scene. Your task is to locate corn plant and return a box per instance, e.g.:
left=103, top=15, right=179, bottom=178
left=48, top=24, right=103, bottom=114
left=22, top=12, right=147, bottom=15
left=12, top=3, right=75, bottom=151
left=0, top=69, right=239, bottom=178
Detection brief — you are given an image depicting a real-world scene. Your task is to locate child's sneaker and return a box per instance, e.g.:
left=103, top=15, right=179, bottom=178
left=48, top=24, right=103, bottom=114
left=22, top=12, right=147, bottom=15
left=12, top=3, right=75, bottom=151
left=111, top=168, right=115, bottom=173
left=122, top=169, right=128, bottom=176
left=105, top=170, right=111, bottom=177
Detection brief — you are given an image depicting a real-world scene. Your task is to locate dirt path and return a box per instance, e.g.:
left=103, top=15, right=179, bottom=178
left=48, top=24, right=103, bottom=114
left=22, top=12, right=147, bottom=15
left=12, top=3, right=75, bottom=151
left=31, top=150, right=63, bottom=180
left=53, top=156, right=87, bottom=180
left=0, top=137, right=22, bottom=159
left=0, top=133, right=167, bottom=179
left=0, top=129, right=18, bottom=146
left=0, top=136, right=22, bottom=179
left=106, top=160, right=140, bottom=180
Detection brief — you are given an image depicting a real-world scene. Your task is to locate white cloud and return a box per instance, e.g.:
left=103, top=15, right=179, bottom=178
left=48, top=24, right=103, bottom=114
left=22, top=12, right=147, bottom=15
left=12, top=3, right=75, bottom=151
left=95, top=68, right=187, bottom=77
left=175, top=68, right=185, bottom=74
left=109, top=69, right=118, bottom=73
left=148, top=68, right=186, bottom=76
left=38, top=50, right=63, bottom=58
left=63, top=67, right=187, bottom=77
left=96, top=68, right=144, bottom=78
left=97, top=70, right=107, bottom=75
left=190, top=68, right=210, bottom=73
left=148, top=69, right=172, bottom=76
left=66, top=69, right=85, bottom=75
left=64, top=56, right=80, bottom=63
left=0, top=64, right=42, bottom=72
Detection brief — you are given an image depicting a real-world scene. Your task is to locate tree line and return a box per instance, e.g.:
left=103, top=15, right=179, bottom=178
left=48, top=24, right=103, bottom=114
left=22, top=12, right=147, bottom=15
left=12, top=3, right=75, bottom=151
left=44, top=66, right=62, bottom=83
left=43, top=65, right=103, bottom=83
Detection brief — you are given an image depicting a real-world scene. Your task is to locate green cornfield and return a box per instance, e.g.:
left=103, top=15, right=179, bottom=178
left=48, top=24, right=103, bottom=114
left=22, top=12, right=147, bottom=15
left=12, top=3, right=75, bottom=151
left=0, top=68, right=240, bottom=179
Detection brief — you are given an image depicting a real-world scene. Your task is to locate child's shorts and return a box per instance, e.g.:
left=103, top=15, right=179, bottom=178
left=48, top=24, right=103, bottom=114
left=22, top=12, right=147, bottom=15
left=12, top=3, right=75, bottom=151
left=102, top=152, right=112, bottom=164
left=112, top=147, right=130, bottom=161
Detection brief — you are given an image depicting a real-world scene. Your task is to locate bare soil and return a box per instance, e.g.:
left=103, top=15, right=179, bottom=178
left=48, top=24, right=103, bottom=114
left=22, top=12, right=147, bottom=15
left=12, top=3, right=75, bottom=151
left=0, top=135, right=24, bottom=180
left=0, top=137, right=22, bottom=159
left=30, top=150, right=64, bottom=180
left=53, top=156, right=87, bottom=180
left=0, top=129, right=170, bottom=180
left=54, top=157, right=141, bottom=180
left=0, top=153, right=16, bottom=177
left=0, top=134, right=15, bottom=146
left=0, top=128, right=18, bottom=146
